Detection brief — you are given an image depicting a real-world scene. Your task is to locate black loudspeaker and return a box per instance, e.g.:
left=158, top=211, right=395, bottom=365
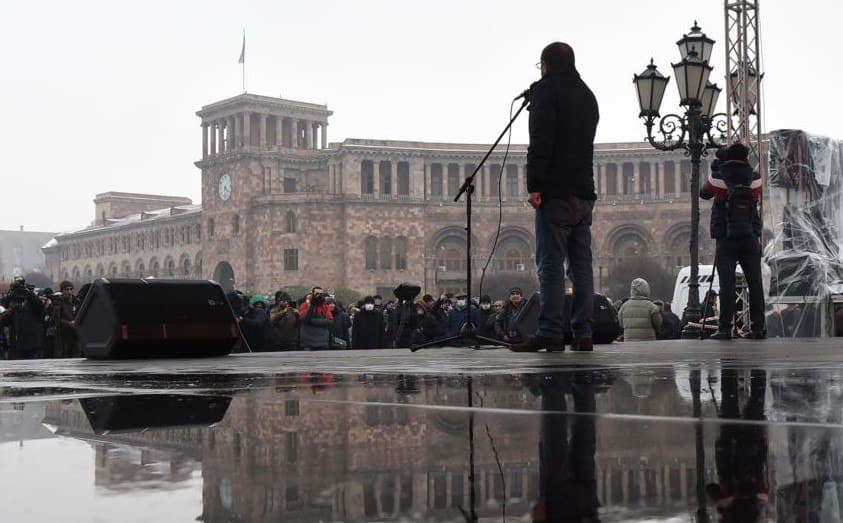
left=76, top=278, right=239, bottom=359
left=516, top=292, right=620, bottom=344
left=79, top=394, right=232, bottom=434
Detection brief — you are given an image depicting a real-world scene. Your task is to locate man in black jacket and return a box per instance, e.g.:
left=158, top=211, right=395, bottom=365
left=352, top=296, right=385, bottom=349
left=700, top=143, right=766, bottom=339
left=513, top=42, right=599, bottom=353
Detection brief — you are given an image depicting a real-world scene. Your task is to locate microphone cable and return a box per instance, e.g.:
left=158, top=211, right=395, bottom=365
left=477, top=98, right=518, bottom=303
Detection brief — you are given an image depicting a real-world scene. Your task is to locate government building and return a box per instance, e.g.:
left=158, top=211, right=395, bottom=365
left=43, top=93, right=714, bottom=298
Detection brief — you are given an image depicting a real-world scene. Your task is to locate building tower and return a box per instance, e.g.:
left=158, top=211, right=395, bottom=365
left=195, top=94, right=332, bottom=292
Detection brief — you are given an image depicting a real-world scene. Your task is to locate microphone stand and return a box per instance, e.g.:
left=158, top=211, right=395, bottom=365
left=411, top=96, right=530, bottom=351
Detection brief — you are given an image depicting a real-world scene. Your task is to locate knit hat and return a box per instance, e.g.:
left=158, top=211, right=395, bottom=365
left=60, top=280, right=74, bottom=291
left=725, top=142, right=749, bottom=162
left=630, top=278, right=651, bottom=298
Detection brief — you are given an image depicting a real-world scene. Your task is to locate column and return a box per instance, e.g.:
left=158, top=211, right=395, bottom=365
left=321, top=122, right=328, bottom=149
left=656, top=162, right=665, bottom=198
left=515, top=164, right=524, bottom=197
left=218, top=119, right=225, bottom=154
left=423, top=162, right=430, bottom=200
left=291, top=119, right=299, bottom=148
left=243, top=112, right=251, bottom=148
left=202, top=123, right=208, bottom=158
left=275, top=117, right=283, bottom=148
left=227, top=116, right=236, bottom=151
left=373, top=159, right=380, bottom=196
left=236, top=114, right=243, bottom=148
left=305, top=120, right=314, bottom=149
left=209, top=121, right=217, bottom=156
left=259, top=114, right=267, bottom=148
left=599, top=164, right=607, bottom=197
left=633, top=162, right=641, bottom=195
left=311, top=123, right=318, bottom=150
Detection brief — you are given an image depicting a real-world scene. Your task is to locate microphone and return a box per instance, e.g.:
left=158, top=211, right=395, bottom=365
left=513, top=81, right=538, bottom=102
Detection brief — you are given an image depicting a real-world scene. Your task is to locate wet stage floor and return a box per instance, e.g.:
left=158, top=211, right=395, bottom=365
left=2, top=338, right=843, bottom=522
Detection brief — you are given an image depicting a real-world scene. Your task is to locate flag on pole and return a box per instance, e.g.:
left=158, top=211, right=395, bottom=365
left=238, top=30, right=245, bottom=64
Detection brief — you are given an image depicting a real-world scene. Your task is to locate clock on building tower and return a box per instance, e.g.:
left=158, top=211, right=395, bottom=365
left=218, top=173, right=232, bottom=201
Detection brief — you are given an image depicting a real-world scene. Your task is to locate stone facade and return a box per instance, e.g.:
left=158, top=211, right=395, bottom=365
left=44, top=93, right=716, bottom=297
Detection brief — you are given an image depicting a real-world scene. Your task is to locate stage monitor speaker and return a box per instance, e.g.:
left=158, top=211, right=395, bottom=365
left=516, top=292, right=620, bottom=344
left=76, top=278, right=239, bottom=359
left=79, top=394, right=232, bottom=434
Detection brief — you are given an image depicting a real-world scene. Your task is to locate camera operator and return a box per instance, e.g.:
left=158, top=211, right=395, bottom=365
left=299, top=286, right=334, bottom=350
left=54, top=281, right=81, bottom=358
left=38, top=288, right=57, bottom=358
left=270, top=291, right=301, bottom=350
left=0, top=277, right=46, bottom=359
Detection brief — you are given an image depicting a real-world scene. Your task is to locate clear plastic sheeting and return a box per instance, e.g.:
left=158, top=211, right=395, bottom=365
left=765, top=129, right=843, bottom=337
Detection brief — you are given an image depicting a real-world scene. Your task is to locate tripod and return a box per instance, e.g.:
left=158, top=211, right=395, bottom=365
left=411, top=98, right=530, bottom=351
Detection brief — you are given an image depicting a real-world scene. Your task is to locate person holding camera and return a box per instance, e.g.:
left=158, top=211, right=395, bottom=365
left=299, top=285, right=334, bottom=350
left=270, top=291, right=301, bottom=350
left=0, top=277, right=46, bottom=359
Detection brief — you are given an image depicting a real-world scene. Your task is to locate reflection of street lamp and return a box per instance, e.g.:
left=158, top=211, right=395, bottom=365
left=633, top=22, right=727, bottom=338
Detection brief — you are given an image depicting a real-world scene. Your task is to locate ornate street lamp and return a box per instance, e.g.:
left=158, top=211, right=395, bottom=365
left=633, top=22, right=727, bottom=338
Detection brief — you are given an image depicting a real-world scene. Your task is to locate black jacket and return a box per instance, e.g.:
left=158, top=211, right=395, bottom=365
left=700, top=160, right=762, bottom=239
left=352, top=309, right=385, bottom=349
left=527, top=68, right=599, bottom=201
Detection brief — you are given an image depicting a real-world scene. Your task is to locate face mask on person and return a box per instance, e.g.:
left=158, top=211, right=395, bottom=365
left=480, top=303, right=491, bottom=310
left=456, top=299, right=467, bottom=308
left=364, top=303, right=374, bottom=311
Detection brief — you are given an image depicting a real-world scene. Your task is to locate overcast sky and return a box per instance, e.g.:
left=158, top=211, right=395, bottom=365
left=1, top=0, right=840, bottom=233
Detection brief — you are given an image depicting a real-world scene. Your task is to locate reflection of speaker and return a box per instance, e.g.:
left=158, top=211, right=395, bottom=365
left=516, top=292, right=620, bottom=344
left=79, top=394, right=231, bottom=434
left=77, top=278, right=239, bottom=359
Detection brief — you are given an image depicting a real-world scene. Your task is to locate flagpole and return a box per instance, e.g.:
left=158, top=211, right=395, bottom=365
left=239, top=28, right=246, bottom=93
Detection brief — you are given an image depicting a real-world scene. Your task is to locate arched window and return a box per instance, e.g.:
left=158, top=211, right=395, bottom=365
left=96, top=264, right=105, bottom=277
left=285, top=211, right=297, bottom=233
left=136, top=260, right=145, bottom=278
left=108, top=263, right=118, bottom=277
left=364, top=236, right=378, bottom=270
left=121, top=261, right=131, bottom=277
left=380, top=237, right=393, bottom=270
left=166, top=258, right=175, bottom=277
left=84, top=266, right=93, bottom=281
left=395, top=236, right=408, bottom=270
left=437, top=239, right=466, bottom=272
left=494, top=239, right=529, bottom=271
left=150, top=260, right=160, bottom=278
left=182, top=257, right=192, bottom=277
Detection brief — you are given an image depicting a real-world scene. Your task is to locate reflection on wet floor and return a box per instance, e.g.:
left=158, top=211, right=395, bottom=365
left=3, top=357, right=843, bottom=521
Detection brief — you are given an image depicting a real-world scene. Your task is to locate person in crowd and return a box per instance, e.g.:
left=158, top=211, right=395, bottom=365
left=702, top=290, right=719, bottom=319
left=781, top=303, right=801, bottom=338
left=270, top=291, right=300, bottom=350
left=496, top=287, right=527, bottom=345
left=240, top=295, right=282, bottom=352
left=384, top=299, right=397, bottom=342
left=478, top=294, right=497, bottom=339
left=658, top=301, right=682, bottom=340
left=617, top=278, right=662, bottom=342
left=39, top=288, right=57, bottom=359
left=700, top=142, right=766, bottom=340
left=55, top=281, right=81, bottom=358
left=373, top=294, right=384, bottom=311
left=352, top=296, right=385, bottom=349
left=412, top=300, right=441, bottom=346
left=445, top=293, right=481, bottom=341
left=299, top=286, right=334, bottom=350
left=327, top=297, right=350, bottom=349
left=765, top=304, right=785, bottom=338
left=391, top=298, right=419, bottom=349
left=514, top=41, right=599, bottom=354
left=0, top=277, right=46, bottom=359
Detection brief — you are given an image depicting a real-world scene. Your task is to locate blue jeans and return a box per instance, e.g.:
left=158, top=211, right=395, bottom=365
left=535, top=197, right=594, bottom=338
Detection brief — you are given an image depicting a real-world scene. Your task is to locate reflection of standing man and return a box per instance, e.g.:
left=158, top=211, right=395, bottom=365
left=514, top=42, right=599, bottom=353
left=706, top=369, right=768, bottom=520
left=531, top=371, right=598, bottom=522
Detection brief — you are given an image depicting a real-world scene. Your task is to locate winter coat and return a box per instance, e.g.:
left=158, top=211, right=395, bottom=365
left=657, top=310, right=681, bottom=340
left=0, top=291, right=45, bottom=355
left=270, top=305, right=300, bottom=349
left=240, top=307, right=283, bottom=352
left=618, top=278, right=662, bottom=341
left=299, top=302, right=334, bottom=349
left=446, top=305, right=481, bottom=338
left=494, top=301, right=526, bottom=342
left=331, top=307, right=351, bottom=348
left=700, top=160, right=762, bottom=239
left=527, top=68, right=600, bottom=201
left=479, top=307, right=497, bottom=338
left=352, top=309, right=385, bottom=349
left=412, top=311, right=442, bottom=346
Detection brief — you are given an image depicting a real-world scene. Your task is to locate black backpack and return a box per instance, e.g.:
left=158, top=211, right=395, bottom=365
left=725, top=184, right=755, bottom=239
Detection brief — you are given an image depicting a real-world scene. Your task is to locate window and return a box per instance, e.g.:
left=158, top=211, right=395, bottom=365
left=285, top=211, right=297, bottom=233
left=364, top=236, right=378, bottom=270
left=232, top=214, right=240, bottom=235
left=207, top=218, right=215, bottom=238
left=680, top=160, right=691, bottom=193
left=489, top=164, right=501, bottom=197
left=395, top=236, right=408, bottom=270
left=285, top=399, right=299, bottom=416
left=284, top=249, right=299, bottom=271
left=437, top=240, right=466, bottom=271
left=447, top=163, right=460, bottom=197
left=664, top=161, right=676, bottom=194
left=506, top=164, right=518, bottom=198
left=283, top=177, right=297, bottom=193
left=182, top=258, right=191, bottom=276
left=430, top=163, right=443, bottom=198
left=606, top=163, right=618, bottom=195
left=286, top=432, right=298, bottom=465
left=380, top=237, right=393, bottom=270
left=379, top=160, right=392, bottom=195
left=622, top=162, right=635, bottom=194
left=397, top=162, right=410, bottom=196
left=639, top=162, right=651, bottom=195
left=361, top=160, right=374, bottom=194
left=166, top=259, right=175, bottom=277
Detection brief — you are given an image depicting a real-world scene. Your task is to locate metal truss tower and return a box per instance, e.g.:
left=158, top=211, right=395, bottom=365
left=724, top=0, right=764, bottom=170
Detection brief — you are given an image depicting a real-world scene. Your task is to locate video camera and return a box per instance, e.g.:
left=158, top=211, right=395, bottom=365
left=1, top=279, right=35, bottom=309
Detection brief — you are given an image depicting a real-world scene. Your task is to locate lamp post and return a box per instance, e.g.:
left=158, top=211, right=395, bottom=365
left=633, top=22, right=727, bottom=338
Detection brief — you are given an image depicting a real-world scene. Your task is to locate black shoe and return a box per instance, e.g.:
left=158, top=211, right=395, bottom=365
left=510, top=334, right=566, bottom=353
left=709, top=330, right=732, bottom=340
left=749, top=329, right=767, bottom=340
left=571, top=336, right=593, bottom=352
